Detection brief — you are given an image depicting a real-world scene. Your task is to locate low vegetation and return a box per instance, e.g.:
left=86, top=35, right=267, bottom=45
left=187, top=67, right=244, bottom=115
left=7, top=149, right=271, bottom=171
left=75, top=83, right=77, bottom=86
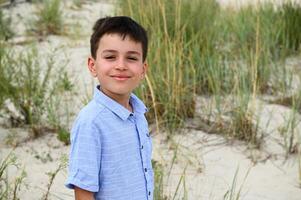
left=0, top=44, right=73, bottom=140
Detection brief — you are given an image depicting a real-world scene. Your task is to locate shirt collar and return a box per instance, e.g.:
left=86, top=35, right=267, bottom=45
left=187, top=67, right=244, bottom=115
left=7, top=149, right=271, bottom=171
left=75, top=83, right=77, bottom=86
left=93, top=86, right=147, bottom=121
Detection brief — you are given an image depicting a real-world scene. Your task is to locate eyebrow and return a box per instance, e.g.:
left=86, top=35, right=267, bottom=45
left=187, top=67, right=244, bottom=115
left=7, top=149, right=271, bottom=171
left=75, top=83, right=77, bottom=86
left=127, top=51, right=141, bottom=55
left=102, top=49, right=141, bottom=55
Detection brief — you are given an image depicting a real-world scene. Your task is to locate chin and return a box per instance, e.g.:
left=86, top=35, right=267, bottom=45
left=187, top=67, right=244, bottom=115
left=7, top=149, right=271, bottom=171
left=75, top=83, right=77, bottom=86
left=111, top=89, right=132, bottom=96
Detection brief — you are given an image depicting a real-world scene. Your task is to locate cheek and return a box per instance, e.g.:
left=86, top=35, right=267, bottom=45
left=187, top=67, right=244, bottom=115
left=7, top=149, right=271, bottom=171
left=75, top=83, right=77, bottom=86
left=95, top=61, right=110, bottom=73
left=133, top=64, right=145, bottom=74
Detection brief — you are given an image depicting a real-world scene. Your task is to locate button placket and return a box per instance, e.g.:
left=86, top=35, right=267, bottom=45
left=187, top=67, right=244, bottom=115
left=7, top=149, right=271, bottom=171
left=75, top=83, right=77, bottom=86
left=135, top=116, right=153, bottom=199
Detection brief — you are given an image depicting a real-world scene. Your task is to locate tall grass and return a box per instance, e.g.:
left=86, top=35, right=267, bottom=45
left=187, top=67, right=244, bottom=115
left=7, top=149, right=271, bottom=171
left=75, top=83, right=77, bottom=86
left=120, top=0, right=198, bottom=133
left=119, top=0, right=301, bottom=142
left=278, top=1, right=301, bottom=54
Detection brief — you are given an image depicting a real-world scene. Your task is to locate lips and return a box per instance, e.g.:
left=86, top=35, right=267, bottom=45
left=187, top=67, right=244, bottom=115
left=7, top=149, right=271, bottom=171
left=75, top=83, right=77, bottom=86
left=110, top=74, right=131, bottom=81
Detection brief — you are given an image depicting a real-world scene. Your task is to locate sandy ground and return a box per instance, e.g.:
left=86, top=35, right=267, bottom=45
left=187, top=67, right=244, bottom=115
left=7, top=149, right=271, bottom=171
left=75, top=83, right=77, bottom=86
left=1, top=0, right=301, bottom=200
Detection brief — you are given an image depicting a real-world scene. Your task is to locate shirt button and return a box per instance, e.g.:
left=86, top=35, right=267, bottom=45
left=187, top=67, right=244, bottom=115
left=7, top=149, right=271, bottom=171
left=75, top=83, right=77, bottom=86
left=149, top=191, right=151, bottom=195
left=144, top=168, right=147, bottom=172
left=141, top=145, right=144, bottom=149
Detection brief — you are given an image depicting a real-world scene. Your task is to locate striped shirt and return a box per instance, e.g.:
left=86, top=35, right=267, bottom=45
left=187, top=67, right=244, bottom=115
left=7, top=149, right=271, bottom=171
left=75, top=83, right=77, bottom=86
left=66, top=86, right=154, bottom=200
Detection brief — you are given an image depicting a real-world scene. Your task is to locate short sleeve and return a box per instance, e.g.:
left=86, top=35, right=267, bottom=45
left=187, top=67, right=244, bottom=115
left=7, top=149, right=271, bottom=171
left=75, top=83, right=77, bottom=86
left=65, top=117, right=101, bottom=192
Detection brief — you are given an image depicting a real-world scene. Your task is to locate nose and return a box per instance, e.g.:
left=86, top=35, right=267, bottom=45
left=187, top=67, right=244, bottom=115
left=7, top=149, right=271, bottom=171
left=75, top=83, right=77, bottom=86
left=115, top=57, right=127, bottom=70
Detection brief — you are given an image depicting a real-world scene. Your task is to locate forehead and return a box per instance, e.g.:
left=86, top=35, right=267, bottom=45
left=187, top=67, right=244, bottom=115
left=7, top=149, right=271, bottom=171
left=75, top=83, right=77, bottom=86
left=98, top=33, right=143, bottom=53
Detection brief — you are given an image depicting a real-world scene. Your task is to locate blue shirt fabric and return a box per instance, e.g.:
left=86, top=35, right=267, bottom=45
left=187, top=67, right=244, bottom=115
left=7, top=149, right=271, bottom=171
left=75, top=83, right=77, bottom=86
left=66, top=86, right=154, bottom=200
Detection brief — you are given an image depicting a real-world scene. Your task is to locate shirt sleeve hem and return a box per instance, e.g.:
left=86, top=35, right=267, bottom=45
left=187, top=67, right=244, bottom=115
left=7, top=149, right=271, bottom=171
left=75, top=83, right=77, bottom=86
left=65, top=178, right=98, bottom=193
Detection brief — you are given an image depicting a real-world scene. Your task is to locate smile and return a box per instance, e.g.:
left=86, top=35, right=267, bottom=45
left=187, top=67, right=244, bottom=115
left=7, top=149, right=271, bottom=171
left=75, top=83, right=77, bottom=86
left=110, top=75, right=131, bottom=81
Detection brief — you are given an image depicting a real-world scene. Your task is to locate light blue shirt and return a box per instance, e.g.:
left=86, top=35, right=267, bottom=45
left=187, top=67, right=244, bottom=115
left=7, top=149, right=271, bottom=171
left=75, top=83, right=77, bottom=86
left=66, top=86, right=154, bottom=200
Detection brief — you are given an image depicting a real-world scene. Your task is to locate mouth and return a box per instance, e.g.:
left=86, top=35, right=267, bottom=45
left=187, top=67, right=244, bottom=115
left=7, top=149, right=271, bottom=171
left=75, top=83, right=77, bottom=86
left=110, top=75, right=131, bottom=81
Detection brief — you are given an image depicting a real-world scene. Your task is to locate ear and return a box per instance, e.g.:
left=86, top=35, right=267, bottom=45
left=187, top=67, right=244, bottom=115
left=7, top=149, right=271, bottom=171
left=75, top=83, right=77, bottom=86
left=87, top=56, right=97, bottom=77
left=141, top=62, right=148, bottom=79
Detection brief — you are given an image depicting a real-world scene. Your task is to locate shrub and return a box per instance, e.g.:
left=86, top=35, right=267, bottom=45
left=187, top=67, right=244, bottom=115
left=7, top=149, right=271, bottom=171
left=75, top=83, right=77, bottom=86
left=0, top=45, right=72, bottom=137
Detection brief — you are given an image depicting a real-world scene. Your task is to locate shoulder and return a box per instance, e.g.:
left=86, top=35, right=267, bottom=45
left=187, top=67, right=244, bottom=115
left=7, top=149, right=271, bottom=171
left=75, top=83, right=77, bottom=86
left=72, top=100, right=106, bottom=129
left=70, top=100, right=107, bottom=143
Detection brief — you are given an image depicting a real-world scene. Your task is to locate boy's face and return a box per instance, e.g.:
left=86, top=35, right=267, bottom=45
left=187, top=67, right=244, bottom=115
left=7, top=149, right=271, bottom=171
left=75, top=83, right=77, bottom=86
left=88, top=33, right=148, bottom=100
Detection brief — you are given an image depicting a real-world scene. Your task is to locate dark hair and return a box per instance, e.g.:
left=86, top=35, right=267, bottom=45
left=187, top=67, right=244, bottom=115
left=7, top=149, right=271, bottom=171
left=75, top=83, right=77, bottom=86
left=90, top=16, right=148, bottom=61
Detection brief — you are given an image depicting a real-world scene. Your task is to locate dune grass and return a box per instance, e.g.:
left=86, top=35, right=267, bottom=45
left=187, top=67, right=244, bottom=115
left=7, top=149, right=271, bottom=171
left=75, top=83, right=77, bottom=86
left=119, top=0, right=199, bottom=134
left=278, top=1, right=301, bottom=54
left=119, top=0, right=301, bottom=145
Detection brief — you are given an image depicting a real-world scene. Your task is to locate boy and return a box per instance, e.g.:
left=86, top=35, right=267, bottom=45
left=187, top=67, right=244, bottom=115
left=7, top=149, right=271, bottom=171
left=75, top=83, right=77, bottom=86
left=66, top=16, right=154, bottom=200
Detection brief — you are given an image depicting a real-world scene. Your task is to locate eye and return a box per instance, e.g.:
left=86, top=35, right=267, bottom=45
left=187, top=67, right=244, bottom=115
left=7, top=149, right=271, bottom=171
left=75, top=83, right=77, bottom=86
left=104, top=55, right=115, bottom=60
left=127, top=57, right=138, bottom=61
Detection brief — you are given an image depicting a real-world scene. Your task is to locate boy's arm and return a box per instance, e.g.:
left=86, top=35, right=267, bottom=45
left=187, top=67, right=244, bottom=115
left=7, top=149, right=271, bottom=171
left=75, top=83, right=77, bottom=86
left=74, top=187, right=95, bottom=200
